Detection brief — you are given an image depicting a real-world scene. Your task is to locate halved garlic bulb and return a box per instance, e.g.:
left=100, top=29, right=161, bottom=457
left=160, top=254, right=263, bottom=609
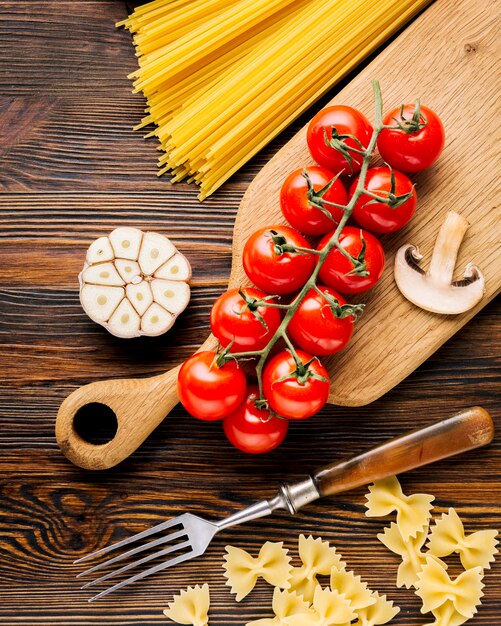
left=79, top=227, right=191, bottom=338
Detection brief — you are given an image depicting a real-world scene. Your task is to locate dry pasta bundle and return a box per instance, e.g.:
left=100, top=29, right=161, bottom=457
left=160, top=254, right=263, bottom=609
left=119, top=0, right=433, bottom=200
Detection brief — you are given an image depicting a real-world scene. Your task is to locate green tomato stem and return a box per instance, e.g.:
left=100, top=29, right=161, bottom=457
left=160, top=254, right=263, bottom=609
left=229, top=80, right=386, bottom=406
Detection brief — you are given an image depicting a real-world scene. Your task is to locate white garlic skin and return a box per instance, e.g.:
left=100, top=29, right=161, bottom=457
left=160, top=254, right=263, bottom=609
left=79, top=227, right=191, bottom=338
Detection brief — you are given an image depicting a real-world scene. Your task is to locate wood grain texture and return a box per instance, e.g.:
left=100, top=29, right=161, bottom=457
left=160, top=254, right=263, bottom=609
left=0, top=0, right=499, bottom=624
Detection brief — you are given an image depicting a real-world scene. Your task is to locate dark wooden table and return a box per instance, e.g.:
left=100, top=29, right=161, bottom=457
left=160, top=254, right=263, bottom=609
left=1, top=2, right=499, bottom=624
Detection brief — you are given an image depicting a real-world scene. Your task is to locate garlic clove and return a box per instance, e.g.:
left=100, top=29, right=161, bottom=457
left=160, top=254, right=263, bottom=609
left=86, top=236, right=115, bottom=264
left=154, top=253, right=192, bottom=281
left=109, top=227, right=143, bottom=261
left=114, top=259, right=142, bottom=284
left=82, top=262, right=125, bottom=287
left=141, top=303, right=174, bottom=336
left=107, top=298, right=141, bottom=338
left=126, top=281, right=154, bottom=316
left=151, top=279, right=190, bottom=315
left=138, top=232, right=176, bottom=276
left=80, top=285, right=125, bottom=323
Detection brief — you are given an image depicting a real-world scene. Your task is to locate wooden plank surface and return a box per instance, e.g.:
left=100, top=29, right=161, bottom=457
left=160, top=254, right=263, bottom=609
left=0, top=1, right=499, bottom=624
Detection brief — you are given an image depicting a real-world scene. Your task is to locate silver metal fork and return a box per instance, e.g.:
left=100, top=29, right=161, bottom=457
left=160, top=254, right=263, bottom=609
left=76, top=407, right=493, bottom=601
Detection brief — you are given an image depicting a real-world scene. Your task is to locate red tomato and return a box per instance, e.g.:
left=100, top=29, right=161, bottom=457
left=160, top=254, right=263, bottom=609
left=223, top=385, right=288, bottom=454
left=350, top=167, right=417, bottom=233
left=210, top=287, right=281, bottom=353
left=177, top=351, right=246, bottom=421
left=243, top=225, right=315, bottom=295
left=280, top=166, right=347, bottom=236
left=377, top=104, right=445, bottom=172
left=317, top=226, right=385, bottom=295
left=287, top=286, right=356, bottom=356
left=263, top=349, right=330, bottom=420
left=307, top=106, right=373, bottom=175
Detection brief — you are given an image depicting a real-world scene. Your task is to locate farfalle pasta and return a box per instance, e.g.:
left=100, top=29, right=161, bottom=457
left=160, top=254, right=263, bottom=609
left=223, top=542, right=292, bottom=601
left=415, top=556, right=484, bottom=619
left=329, top=566, right=375, bottom=610
left=246, top=588, right=313, bottom=626
left=427, top=508, right=499, bottom=570
left=163, top=584, right=210, bottom=626
left=377, top=522, right=429, bottom=588
left=364, top=476, right=498, bottom=626
left=284, top=586, right=355, bottom=626
left=423, top=599, right=470, bottom=626
left=288, top=535, right=345, bottom=602
left=365, top=476, right=434, bottom=540
left=354, top=591, right=400, bottom=626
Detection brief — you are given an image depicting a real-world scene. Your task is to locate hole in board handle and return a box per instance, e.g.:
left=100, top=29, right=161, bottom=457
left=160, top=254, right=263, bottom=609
left=73, top=403, right=118, bottom=445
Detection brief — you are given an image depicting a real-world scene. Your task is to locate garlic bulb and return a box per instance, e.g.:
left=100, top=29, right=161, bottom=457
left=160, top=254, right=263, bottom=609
left=79, top=227, right=191, bottom=338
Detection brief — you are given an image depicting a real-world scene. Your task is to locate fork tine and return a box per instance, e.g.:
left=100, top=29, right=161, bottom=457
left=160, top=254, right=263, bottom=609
left=74, top=516, right=187, bottom=564
left=81, top=539, right=192, bottom=589
left=88, top=550, right=197, bottom=602
left=76, top=528, right=187, bottom=578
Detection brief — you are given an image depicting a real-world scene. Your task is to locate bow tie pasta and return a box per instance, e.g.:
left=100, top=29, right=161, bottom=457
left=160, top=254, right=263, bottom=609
left=163, top=584, right=210, bottom=626
left=223, top=542, right=292, bottom=601
left=377, top=522, right=429, bottom=589
left=246, top=588, right=313, bottom=626
left=365, top=476, right=434, bottom=540
left=289, top=535, right=345, bottom=602
left=427, top=508, right=499, bottom=570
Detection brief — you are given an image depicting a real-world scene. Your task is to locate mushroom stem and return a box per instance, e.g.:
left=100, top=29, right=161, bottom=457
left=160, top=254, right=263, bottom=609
left=428, top=211, right=469, bottom=285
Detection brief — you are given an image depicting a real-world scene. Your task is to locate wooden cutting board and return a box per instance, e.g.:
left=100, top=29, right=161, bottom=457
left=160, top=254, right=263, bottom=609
left=56, top=0, right=500, bottom=469
left=233, top=0, right=500, bottom=407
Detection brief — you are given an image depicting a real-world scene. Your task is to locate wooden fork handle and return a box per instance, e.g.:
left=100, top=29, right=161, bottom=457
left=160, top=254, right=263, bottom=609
left=313, top=407, right=494, bottom=496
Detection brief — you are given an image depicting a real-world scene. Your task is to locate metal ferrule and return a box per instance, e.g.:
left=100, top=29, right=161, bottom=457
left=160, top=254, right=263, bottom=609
left=275, top=477, right=321, bottom=514
left=214, top=476, right=320, bottom=532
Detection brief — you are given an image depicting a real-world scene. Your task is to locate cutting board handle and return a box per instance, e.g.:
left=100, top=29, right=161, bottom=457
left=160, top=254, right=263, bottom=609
left=56, top=366, right=180, bottom=470
left=56, top=335, right=218, bottom=470
left=313, top=406, right=494, bottom=496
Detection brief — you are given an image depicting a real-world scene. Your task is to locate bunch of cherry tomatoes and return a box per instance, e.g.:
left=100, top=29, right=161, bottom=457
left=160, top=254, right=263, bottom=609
left=178, top=94, right=445, bottom=454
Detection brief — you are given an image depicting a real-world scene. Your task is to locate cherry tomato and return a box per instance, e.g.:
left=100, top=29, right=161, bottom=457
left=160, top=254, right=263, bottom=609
left=280, top=166, right=347, bottom=236
left=177, top=351, right=246, bottom=421
left=210, top=287, right=281, bottom=353
left=350, top=167, right=417, bottom=233
left=287, top=286, right=356, bottom=356
left=377, top=103, right=445, bottom=172
left=263, top=349, right=330, bottom=420
left=317, top=226, right=385, bottom=295
left=223, top=385, right=288, bottom=454
left=307, top=106, right=373, bottom=175
left=243, top=225, right=315, bottom=295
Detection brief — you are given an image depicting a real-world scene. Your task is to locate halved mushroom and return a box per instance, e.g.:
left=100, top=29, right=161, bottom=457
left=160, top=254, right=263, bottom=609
left=394, top=211, right=485, bottom=314
left=79, top=227, right=192, bottom=338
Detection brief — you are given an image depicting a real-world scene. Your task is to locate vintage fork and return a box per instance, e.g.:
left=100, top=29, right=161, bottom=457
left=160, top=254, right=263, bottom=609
left=76, top=406, right=493, bottom=601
